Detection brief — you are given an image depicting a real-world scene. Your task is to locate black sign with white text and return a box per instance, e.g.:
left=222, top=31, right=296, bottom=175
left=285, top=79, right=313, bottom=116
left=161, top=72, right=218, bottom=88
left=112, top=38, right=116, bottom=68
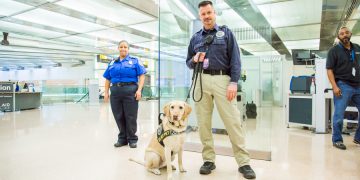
left=0, top=82, right=14, bottom=111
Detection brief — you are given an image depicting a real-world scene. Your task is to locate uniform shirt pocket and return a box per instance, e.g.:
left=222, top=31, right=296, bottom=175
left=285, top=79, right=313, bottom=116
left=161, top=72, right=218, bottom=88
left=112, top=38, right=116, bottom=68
left=213, top=38, right=226, bottom=46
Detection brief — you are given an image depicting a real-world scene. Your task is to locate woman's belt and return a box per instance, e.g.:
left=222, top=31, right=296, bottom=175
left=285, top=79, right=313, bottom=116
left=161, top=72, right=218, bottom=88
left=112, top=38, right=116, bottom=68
left=112, top=82, right=136, bottom=86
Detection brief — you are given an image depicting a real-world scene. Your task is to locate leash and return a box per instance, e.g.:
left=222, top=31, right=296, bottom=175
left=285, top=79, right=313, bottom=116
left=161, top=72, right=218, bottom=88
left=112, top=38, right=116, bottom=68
left=185, top=62, right=203, bottom=102
left=185, top=34, right=214, bottom=103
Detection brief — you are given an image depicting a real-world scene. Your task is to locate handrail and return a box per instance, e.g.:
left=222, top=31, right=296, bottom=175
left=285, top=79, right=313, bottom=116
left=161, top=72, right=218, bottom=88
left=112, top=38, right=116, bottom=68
left=75, top=91, right=89, bottom=103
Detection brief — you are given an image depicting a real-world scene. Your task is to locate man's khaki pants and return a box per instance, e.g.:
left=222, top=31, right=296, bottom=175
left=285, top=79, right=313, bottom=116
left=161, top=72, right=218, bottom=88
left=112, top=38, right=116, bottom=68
left=194, top=73, right=250, bottom=167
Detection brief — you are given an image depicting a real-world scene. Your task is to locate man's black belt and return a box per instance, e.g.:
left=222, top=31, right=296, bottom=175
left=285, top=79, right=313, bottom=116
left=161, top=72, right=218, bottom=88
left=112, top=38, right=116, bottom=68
left=112, top=82, right=136, bottom=86
left=202, top=69, right=229, bottom=76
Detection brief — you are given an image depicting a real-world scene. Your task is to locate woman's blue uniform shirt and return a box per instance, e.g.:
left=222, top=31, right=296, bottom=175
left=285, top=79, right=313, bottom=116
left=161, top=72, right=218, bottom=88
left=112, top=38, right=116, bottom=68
left=103, top=55, right=147, bottom=84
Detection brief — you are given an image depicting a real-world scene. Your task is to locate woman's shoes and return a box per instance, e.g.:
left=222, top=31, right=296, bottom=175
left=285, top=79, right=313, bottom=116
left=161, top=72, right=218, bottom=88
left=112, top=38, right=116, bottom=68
left=129, top=143, right=137, bottom=148
left=114, top=142, right=127, bottom=148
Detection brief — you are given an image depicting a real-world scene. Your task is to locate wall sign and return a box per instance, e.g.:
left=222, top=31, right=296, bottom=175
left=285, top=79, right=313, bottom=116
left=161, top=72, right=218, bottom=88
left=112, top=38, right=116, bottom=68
left=0, top=82, right=14, bottom=111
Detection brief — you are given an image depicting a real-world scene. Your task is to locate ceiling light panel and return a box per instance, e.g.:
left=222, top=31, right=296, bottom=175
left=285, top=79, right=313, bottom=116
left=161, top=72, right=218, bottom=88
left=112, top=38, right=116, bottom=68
left=87, top=28, right=149, bottom=44
left=283, top=39, right=320, bottom=50
left=251, top=51, right=280, bottom=56
left=0, top=0, right=33, bottom=16
left=257, top=0, right=322, bottom=28
left=275, top=24, right=320, bottom=41
left=252, top=0, right=288, bottom=4
left=56, top=0, right=154, bottom=25
left=240, top=42, right=276, bottom=52
left=14, top=8, right=106, bottom=32
left=0, top=21, right=66, bottom=39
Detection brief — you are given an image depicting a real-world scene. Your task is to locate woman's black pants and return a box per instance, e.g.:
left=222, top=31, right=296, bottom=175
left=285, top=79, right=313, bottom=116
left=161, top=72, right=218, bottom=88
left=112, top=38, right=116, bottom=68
left=110, top=84, right=138, bottom=144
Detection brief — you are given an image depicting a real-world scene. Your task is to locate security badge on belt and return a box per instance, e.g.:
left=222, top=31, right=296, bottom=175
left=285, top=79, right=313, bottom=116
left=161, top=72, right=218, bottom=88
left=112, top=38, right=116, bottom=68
left=353, top=67, right=356, bottom=76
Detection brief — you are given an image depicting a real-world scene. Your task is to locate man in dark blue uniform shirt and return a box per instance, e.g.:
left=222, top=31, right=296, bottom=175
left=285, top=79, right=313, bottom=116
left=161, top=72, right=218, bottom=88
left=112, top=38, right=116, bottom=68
left=327, top=26, right=360, bottom=150
left=103, top=40, right=146, bottom=148
left=186, top=1, right=255, bottom=179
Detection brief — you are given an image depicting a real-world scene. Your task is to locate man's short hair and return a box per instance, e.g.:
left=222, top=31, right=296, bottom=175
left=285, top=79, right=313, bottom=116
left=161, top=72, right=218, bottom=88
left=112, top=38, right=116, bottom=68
left=198, top=1, right=213, bottom=8
left=338, top=26, right=351, bottom=34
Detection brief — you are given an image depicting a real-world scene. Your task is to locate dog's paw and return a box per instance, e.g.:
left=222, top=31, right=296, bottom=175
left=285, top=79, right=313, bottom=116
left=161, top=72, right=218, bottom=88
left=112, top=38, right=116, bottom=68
left=171, top=165, right=176, bottom=170
left=149, top=168, right=161, bottom=175
left=179, top=168, right=187, bottom=173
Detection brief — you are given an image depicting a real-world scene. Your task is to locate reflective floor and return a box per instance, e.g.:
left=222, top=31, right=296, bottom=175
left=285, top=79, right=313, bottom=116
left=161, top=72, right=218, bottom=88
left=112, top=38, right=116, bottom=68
left=0, top=101, right=359, bottom=180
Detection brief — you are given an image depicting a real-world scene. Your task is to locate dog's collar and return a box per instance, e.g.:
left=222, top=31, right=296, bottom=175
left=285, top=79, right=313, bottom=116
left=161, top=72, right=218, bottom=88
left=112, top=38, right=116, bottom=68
left=168, top=120, right=185, bottom=129
left=157, top=123, right=185, bottom=147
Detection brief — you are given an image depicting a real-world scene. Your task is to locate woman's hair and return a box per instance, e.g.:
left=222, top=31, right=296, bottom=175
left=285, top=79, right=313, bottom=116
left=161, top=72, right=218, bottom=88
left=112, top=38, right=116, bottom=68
left=118, top=40, right=129, bottom=49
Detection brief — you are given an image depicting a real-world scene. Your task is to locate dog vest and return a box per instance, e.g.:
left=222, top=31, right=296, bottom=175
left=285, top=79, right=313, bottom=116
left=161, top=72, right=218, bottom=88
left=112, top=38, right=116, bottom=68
left=157, top=123, right=185, bottom=147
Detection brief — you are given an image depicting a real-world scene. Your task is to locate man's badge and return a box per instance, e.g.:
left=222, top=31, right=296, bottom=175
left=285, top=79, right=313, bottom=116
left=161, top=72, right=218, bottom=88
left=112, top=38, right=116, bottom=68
left=216, top=31, right=225, bottom=38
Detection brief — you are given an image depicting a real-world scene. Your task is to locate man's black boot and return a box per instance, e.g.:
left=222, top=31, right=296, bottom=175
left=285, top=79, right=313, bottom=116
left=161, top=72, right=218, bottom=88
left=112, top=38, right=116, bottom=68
left=199, top=162, right=216, bottom=175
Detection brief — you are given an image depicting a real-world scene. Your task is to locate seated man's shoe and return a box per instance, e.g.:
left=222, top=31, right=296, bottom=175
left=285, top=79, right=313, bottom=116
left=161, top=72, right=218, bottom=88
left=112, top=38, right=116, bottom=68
left=333, top=141, right=346, bottom=150
left=129, top=143, right=137, bottom=148
left=354, top=139, right=360, bottom=145
left=199, top=162, right=216, bottom=175
left=238, top=165, right=256, bottom=179
left=114, top=142, right=127, bottom=148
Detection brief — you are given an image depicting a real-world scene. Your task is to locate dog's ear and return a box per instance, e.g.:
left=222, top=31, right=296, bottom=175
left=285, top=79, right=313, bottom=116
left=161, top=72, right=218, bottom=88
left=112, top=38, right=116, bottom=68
left=183, top=102, right=192, bottom=119
left=164, top=102, right=171, bottom=117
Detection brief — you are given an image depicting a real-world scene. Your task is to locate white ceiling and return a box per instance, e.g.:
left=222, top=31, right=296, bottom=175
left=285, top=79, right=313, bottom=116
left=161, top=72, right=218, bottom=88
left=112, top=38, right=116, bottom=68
left=0, top=0, right=32, bottom=16
left=56, top=0, right=155, bottom=25
left=257, top=0, right=322, bottom=28
left=0, top=0, right=356, bottom=68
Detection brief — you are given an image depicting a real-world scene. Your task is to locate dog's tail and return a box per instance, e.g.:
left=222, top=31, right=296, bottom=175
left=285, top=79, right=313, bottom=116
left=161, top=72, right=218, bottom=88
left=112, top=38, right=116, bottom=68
left=129, top=158, right=145, bottom=166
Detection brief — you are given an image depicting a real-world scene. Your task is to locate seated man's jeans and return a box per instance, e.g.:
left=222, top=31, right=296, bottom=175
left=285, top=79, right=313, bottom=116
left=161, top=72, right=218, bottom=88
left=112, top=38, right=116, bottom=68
left=333, top=81, right=360, bottom=143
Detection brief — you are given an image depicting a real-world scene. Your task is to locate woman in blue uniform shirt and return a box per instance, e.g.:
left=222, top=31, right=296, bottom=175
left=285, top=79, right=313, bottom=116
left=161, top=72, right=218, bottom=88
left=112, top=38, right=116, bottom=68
left=103, top=40, right=146, bottom=148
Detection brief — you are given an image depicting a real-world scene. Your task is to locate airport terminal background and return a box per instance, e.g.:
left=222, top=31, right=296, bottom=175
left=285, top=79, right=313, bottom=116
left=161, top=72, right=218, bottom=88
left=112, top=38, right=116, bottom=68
left=0, top=0, right=359, bottom=179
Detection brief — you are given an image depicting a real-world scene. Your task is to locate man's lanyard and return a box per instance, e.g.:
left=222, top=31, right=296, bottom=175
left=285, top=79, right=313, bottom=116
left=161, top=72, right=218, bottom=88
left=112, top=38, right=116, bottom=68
left=338, top=43, right=355, bottom=62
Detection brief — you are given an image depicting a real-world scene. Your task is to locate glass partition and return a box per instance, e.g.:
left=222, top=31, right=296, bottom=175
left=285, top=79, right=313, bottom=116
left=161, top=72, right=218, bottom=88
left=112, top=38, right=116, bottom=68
left=41, top=79, right=88, bottom=104
left=159, top=0, right=281, bottom=160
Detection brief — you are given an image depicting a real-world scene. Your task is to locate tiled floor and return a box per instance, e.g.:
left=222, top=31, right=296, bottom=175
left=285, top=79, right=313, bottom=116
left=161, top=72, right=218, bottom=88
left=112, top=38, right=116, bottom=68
left=0, top=101, right=359, bottom=180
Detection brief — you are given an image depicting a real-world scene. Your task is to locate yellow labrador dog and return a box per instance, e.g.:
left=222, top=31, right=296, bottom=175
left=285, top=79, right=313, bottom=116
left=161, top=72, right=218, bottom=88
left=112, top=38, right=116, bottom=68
left=130, top=100, right=191, bottom=180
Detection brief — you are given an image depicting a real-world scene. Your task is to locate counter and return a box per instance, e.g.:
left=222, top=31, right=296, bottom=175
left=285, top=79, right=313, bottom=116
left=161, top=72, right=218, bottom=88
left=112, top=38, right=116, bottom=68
left=0, top=92, right=42, bottom=111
